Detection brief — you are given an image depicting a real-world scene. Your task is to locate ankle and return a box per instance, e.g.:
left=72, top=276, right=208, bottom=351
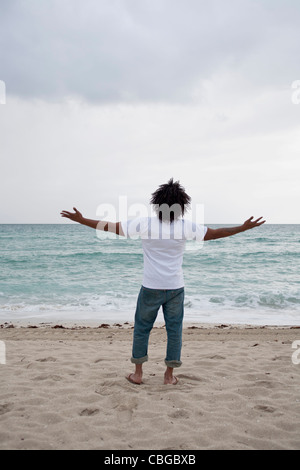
left=164, top=366, right=174, bottom=378
left=135, top=365, right=143, bottom=377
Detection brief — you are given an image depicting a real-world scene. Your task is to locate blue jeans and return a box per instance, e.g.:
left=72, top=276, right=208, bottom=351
left=131, top=286, right=185, bottom=368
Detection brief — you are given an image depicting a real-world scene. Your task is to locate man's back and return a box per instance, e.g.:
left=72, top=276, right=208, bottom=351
left=121, top=216, right=207, bottom=289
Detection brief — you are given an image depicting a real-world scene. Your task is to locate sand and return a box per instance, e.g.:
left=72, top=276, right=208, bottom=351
left=0, top=322, right=300, bottom=450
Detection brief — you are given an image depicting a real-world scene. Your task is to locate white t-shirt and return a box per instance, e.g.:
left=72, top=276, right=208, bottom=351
left=121, top=217, right=207, bottom=289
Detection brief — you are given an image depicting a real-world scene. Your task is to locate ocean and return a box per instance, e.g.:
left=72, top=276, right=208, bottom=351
left=0, top=223, right=299, bottom=326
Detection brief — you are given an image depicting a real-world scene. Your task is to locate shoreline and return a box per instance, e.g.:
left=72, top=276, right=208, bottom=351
left=1, top=319, right=300, bottom=330
left=1, top=305, right=299, bottom=329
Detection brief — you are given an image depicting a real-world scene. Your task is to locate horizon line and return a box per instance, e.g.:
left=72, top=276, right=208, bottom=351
left=0, top=222, right=299, bottom=226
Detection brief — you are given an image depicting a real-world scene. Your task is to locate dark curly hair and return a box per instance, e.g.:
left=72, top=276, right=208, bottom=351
left=150, top=178, right=191, bottom=222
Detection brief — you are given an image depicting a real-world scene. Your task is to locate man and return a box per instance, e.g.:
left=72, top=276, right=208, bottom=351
left=61, top=178, right=265, bottom=385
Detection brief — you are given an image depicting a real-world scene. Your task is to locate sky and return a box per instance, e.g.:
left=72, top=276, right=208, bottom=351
left=0, top=0, right=300, bottom=224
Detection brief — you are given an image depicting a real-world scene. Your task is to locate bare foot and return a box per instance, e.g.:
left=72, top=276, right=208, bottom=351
left=126, top=373, right=143, bottom=385
left=164, top=374, right=178, bottom=385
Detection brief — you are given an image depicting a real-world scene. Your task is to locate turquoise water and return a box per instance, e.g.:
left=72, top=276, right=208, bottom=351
left=0, top=224, right=299, bottom=325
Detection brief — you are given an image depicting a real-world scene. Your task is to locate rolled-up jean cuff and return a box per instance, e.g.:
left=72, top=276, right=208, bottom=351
left=165, top=359, right=182, bottom=368
left=131, top=355, right=148, bottom=365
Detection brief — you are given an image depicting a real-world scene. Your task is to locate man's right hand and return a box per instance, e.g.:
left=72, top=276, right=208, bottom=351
left=242, top=216, right=266, bottom=231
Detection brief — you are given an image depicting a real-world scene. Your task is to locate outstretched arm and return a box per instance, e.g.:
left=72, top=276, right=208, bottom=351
left=60, top=207, right=125, bottom=236
left=204, top=216, right=265, bottom=241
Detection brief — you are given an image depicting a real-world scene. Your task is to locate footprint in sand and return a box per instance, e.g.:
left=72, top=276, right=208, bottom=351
left=251, top=380, right=276, bottom=389
left=177, top=374, right=204, bottom=382
left=0, top=403, right=12, bottom=415
left=169, top=409, right=190, bottom=419
left=254, top=405, right=276, bottom=413
left=36, top=357, right=57, bottom=362
left=79, top=408, right=100, bottom=416
left=112, top=396, right=139, bottom=422
left=32, top=374, right=62, bottom=381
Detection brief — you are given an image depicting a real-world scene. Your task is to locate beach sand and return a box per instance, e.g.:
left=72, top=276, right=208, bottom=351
left=0, top=322, right=300, bottom=450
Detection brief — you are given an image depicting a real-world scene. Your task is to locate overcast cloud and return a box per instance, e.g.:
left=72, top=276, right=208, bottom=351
left=0, top=0, right=299, bottom=223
